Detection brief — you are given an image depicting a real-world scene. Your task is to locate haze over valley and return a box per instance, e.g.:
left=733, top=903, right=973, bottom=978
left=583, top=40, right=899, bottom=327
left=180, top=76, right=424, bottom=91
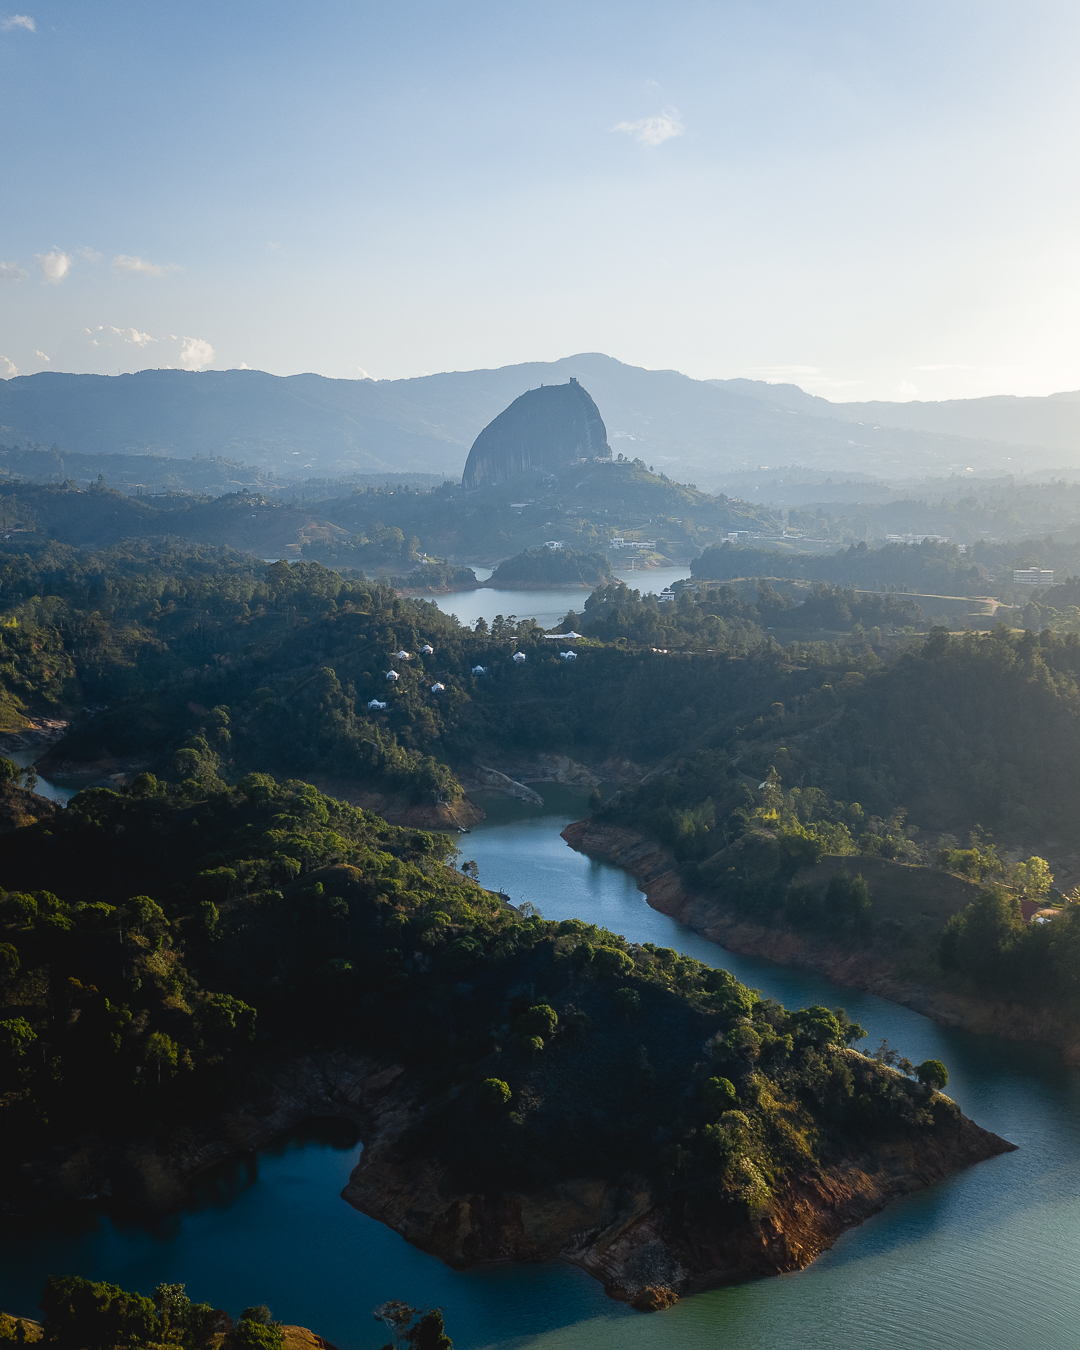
left=7, top=4, right=1080, bottom=1349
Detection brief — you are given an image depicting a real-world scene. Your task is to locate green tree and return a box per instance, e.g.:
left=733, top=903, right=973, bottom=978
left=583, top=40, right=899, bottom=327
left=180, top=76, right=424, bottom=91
left=144, top=1030, right=179, bottom=1085
left=153, top=1282, right=190, bottom=1342
left=1015, top=856, right=1053, bottom=900
left=704, top=1076, right=738, bottom=1113
left=515, top=1003, right=558, bottom=1040
left=916, top=1059, right=949, bottom=1092
left=614, top=986, right=640, bottom=1017
left=478, top=1078, right=512, bottom=1108
left=40, top=1275, right=157, bottom=1350
left=0, top=942, right=19, bottom=984
left=223, top=1319, right=282, bottom=1350
left=409, top=1310, right=452, bottom=1350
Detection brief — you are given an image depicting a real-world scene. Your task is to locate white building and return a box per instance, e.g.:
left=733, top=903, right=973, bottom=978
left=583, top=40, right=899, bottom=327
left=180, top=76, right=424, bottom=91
left=367, top=699, right=387, bottom=710
left=544, top=540, right=564, bottom=550
left=1014, top=569, right=1054, bottom=586
left=885, top=533, right=950, bottom=546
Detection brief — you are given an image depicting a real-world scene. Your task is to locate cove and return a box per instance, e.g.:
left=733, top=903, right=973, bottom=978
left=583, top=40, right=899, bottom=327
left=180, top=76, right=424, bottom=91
left=2, top=787, right=1079, bottom=1349
left=411, top=565, right=690, bottom=632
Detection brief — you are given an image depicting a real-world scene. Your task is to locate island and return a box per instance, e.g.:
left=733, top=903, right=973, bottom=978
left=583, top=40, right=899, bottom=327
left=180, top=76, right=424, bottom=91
left=487, top=545, right=615, bottom=590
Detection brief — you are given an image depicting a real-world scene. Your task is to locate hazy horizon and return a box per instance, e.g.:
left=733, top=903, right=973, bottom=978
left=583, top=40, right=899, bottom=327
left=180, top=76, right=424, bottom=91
left=4, top=2, right=1080, bottom=405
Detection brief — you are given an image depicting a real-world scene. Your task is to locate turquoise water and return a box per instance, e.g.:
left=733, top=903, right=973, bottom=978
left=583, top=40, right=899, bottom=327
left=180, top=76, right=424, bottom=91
left=2, top=784, right=1077, bottom=1349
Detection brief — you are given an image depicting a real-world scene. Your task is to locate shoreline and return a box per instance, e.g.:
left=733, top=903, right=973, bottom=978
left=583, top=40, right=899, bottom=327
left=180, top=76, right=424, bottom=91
left=560, top=818, right=1080, bottom=1066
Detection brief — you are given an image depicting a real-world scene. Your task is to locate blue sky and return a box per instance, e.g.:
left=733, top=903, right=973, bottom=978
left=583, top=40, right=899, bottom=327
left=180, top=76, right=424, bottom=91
left=2, top=0, right=1079, bottom=400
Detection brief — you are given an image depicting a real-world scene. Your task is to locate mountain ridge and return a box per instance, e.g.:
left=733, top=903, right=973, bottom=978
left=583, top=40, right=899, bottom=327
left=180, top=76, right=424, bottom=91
left=3, top=355, right=1080, bottom=487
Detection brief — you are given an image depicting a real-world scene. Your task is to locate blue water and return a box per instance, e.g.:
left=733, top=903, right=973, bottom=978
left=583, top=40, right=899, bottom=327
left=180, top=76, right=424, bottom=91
left=414, top=565, right=689, bottom=632
left=2, top=784, right=1078, bottom=1349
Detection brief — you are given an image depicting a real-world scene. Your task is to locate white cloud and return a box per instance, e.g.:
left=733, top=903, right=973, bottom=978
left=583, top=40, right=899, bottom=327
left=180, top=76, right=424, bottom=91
left=0, top=262, right=28, bottom=281
left=0, top=356, right=18, bottom=378
left=896, top=380, right=921, bottom=400
left=35, top=249, right=72, bottom=283
left=109, top=326, right=156, bottom=346
left=613, top=106, right=684, bottom=147
left=357, top=366, right=373, bottom=380
left=34, top=350, right=50, bottom=362
left=237, top=363, right=252, bottom=370
left=76, top=247, right=103, bottom=263
left=112, top=254, right=180, bottom=278
left=172, top=335, right=214, bottom=370
left=1, top=14, right=35, bottom=31
left=912, top=363, right=976, bottom=371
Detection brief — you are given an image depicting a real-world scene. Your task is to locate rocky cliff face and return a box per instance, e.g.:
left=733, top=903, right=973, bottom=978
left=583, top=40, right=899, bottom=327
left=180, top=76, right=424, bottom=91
left=461, top=379, right=611, bottom=490
left=341, top=1081, right=1011, bottom=1309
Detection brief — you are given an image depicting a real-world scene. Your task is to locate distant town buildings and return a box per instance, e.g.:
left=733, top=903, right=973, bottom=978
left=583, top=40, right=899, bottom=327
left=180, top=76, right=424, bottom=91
left=1014, top=569, right=1054, bottom=586
left=544, top=540, right=564, bottom=550
left=885, top=533, right=950, bottom=546
left=609, top=536, right=656, bottom=550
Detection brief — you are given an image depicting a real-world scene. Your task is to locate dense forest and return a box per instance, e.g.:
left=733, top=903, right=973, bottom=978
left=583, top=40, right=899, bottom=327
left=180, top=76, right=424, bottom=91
left=0, top=771, right=957, bottom=1236
left=4, top=538, right=1080, bottom=843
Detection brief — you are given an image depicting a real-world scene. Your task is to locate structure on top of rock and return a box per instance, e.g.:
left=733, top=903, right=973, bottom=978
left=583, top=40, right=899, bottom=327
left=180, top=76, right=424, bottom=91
left=461, top=377, right=611, bottom=490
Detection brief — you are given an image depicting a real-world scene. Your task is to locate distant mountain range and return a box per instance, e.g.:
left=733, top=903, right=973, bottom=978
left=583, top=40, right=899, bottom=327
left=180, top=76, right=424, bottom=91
left=2, top=354, right=1080, bottom=488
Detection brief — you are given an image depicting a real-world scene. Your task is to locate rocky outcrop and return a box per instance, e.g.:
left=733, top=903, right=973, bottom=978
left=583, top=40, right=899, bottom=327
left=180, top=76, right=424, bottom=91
left=341, top=1085, right=1010, bottom=1308
left=7, top=1017, right=1012, bottom=1311
left=461, top=379, right=611, bottom=490
left=561, top=819, right=1080, bottom=1064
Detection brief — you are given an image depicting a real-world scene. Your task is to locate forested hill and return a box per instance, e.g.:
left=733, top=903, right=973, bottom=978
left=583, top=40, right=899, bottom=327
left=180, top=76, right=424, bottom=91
left=5, top=540, right=1080, bottom=854
left=0, top=768, right=999, bottom=1283
left=0, top=464, right=777, bottom=568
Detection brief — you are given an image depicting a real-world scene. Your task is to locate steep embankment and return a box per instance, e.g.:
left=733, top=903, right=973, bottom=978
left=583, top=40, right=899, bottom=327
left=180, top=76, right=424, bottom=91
left=342, top=1094, right=1009, bottom=1307
left=562, top=820, right=1080, bottom=1063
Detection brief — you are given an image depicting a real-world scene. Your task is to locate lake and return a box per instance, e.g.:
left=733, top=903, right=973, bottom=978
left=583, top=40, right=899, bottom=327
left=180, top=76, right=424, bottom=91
left=411, top=565, right=691, bottom=631
left=3, top=785, right=1079, bottom=1349
left=5, top=632, right=1080, bottom=1348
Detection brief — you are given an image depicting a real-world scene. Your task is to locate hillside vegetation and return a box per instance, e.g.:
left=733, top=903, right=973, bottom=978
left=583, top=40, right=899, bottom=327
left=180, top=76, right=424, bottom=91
left=0, top=771, right=969, bottom=1248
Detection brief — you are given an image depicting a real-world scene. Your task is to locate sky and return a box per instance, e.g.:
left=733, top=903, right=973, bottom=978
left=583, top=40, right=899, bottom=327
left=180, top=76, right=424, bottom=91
left=2, top=0, right=1080, bottom=402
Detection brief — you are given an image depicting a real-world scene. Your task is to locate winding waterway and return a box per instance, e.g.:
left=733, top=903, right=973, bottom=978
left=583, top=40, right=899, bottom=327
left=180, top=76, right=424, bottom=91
left=4, top=660, right=1080, bottom=1346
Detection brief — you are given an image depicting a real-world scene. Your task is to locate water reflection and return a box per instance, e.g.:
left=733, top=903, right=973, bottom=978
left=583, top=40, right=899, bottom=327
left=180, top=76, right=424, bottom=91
left=5, top=788, right=1080, bottom=1348
left=464, top=787, right=1080, bottom=1350
left=413, top=565, right=690, bottom=632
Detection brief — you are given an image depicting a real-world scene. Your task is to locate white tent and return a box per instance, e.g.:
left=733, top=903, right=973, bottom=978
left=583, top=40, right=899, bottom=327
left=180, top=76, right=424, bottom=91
left=543, top=631, right=582, bottom=640
left=472, top=665, right=487, bottom=675
left=396, top=650, right=412, bottom=660
left=560, top=650, right=577, bottom=661
left=421, top=644, right=434, bottom=654
left=367, top=699, right=387, bottom=709
left=385, top=670, right=400, bottom=681
left=431, top=682, right=446, bottom=693
left=512, top=652, right=526, bottom=662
